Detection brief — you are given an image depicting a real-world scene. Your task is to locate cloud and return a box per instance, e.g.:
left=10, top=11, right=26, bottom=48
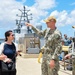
left=0, top=0, right=75, bottom=32
left=0, top=0, right=57, bottom=29
left=48, top=10, right=75, bottom=27
left=0, top=0, right=24, bottom=29
left=34, top=0, right=56, bottom=10
left=70, top=2, right=75, bottom=5
left=21, top=0, right=26, bottom=3
left=28, top=0, right=57, bottom=26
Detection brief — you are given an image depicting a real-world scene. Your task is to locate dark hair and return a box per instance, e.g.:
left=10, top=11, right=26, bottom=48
left=5, top=30, right=12, bottom=41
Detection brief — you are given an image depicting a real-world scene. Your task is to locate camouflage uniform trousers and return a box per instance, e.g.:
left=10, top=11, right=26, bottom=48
left=72, top=58, right=75, bottom=75
left=41, top=58, right=60, bottom=75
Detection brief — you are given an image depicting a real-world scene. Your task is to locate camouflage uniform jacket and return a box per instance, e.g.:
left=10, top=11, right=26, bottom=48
left=32, top=26, right=62, bottom=61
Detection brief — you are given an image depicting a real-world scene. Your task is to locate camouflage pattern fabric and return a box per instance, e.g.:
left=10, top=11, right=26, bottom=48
left=32, top=26, right=62, bottom=75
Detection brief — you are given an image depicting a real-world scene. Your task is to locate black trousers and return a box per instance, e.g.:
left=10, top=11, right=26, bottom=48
left=0, top=69, right=16, bottom=75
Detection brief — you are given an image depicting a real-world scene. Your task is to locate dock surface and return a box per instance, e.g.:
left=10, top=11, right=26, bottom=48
left=16, top=56, right=72, bottom=75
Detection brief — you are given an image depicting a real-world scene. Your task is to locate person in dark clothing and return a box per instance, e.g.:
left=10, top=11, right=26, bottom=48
left=63, top=34, right=70, bottom=46
left=0, top=30, right=19, bottom=75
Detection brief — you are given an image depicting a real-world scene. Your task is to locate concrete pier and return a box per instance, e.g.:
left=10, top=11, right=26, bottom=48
left=16, top=56, right=72, bottom=75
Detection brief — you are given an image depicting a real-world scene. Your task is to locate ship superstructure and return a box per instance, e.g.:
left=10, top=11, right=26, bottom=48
left=13, top=6, right=45, bottom=55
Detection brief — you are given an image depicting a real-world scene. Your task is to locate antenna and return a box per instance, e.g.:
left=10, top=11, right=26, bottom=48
left=16, top=6, right=32, bottom=33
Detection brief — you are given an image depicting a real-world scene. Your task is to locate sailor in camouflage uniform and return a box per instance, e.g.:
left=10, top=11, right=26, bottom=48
left=25, top=16, right=62, bottom=75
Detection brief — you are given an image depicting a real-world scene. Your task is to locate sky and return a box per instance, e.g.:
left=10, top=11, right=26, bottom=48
left=0, top=0, right=75, bottom=38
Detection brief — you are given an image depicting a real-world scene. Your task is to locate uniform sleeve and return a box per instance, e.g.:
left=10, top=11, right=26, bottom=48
left=32, top=26, right=46, bottom=37
left=0, top=43, right=5, bottom=55
left=51, top=33, right=62, bottom=60
left=51, top=43, right=62, bottom=60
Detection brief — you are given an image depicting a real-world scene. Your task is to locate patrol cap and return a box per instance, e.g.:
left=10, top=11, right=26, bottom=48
left=44, top=16, right=56, bottom=23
